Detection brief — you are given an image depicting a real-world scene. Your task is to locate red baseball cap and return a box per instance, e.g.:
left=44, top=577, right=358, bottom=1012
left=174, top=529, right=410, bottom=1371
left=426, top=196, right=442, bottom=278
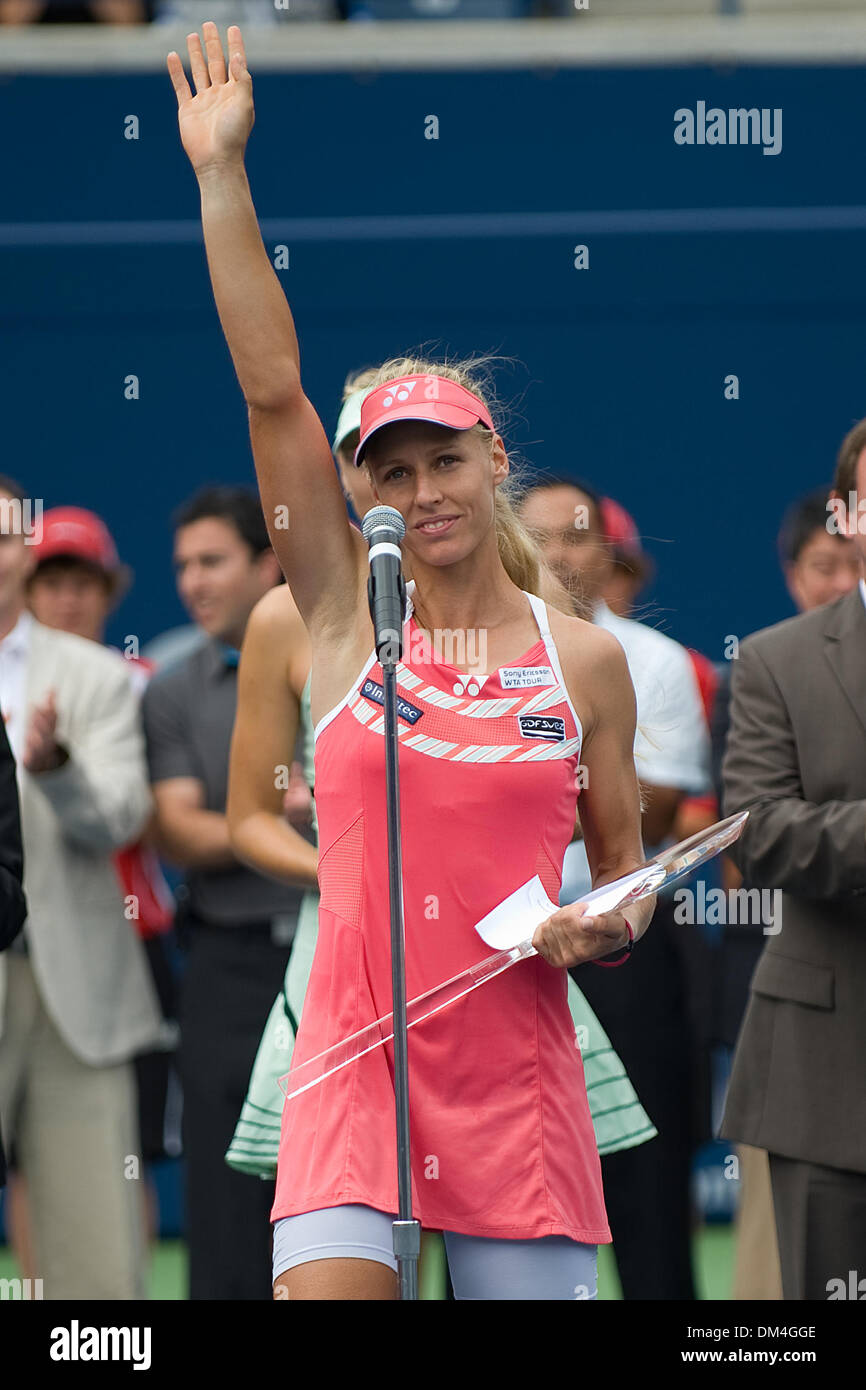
left=33, top=507, right=124, bottom=578
left=600, top=496, right=654, bottom=582
left=600, top=497, right=641, bottom=555
left=354, top=374, right=495, bottom=467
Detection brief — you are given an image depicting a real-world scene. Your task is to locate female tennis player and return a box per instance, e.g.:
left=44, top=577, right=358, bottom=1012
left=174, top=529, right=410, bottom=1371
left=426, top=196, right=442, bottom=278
left=223, top=380, right=657, bottom=1276
left=168, top=24, right=656, bottom=1301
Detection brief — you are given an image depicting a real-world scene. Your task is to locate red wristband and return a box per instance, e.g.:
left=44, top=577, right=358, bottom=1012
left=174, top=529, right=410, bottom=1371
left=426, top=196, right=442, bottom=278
left=591, top=918, right=634, bottom=969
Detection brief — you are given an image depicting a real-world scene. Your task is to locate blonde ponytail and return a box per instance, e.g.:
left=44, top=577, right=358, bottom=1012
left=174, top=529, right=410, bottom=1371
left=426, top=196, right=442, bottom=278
left=494, top=478, right=593, bottom=621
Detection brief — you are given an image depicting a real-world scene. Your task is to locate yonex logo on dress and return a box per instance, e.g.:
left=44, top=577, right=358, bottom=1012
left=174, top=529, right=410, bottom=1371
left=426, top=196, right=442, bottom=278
left=381, top=381, right=418, bottom=409
left=453, top=677, right=480, bottom=697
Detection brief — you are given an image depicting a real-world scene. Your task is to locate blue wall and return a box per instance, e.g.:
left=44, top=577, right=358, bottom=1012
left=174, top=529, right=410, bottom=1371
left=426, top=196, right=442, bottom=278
left=3, top=61, right=866, bottom=656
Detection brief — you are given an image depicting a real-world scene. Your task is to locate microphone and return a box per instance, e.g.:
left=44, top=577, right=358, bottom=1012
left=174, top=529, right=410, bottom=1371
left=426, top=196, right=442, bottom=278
left=362, top=505, right=407, bottom=666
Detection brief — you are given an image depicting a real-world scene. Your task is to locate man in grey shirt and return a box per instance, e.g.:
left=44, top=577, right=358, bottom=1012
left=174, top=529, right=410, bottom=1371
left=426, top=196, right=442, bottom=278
left=144, top=486, right=308, bottom=1301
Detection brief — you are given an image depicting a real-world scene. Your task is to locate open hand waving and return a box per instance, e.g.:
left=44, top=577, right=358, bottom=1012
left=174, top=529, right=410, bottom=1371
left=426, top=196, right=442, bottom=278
left=167, top=22, right=254, bottom=175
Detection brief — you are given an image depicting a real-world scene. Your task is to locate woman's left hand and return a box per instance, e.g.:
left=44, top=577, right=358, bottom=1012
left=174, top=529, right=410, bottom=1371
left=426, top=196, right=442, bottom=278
left=531, top=904, right=631, bottom=969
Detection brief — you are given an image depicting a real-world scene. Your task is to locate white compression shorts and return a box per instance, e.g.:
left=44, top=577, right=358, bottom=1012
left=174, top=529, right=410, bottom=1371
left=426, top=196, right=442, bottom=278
left=272, top=1204, right=598, bottom=1301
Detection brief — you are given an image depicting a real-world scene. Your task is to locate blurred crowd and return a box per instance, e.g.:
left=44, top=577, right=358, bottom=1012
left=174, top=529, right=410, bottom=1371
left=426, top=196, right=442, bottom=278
left=0, top=1, right=579, bottom=28
left=0, top=393, right=864, bottom=1301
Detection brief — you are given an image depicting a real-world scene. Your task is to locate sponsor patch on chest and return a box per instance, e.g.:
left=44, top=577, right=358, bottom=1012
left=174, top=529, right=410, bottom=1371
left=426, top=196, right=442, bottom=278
left=517, top=714, right=566, bottom=743
left=499, top=665, right=556, bottom=689
left=360, top=678, right=424, bottom=725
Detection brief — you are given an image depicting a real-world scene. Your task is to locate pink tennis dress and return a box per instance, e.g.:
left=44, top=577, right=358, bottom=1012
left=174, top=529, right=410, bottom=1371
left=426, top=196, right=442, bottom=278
left=271, top=583, right=610, bottom=1244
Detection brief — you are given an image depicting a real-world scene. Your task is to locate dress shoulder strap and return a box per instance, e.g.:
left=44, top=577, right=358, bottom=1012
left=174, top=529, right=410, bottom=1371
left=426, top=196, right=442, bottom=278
left=404, top=579, right=416, bottom=623
left=524, top=590, right=552, bottom=640
left=523, top=590, right=585, bottom=743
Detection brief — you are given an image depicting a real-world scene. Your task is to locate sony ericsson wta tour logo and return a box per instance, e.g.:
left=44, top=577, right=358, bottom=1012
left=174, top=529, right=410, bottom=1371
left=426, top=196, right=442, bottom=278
left=674, top=101, right=782, bottom=156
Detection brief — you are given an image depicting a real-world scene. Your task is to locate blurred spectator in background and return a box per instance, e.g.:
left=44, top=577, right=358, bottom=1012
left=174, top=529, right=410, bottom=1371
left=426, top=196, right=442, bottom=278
left=595, top=495, right=718, bottom=844
left=0, top=474, right=164, bottom=1299
left=142, top=486, right=304, bottom=1300
left=673, top=649, right=719, bottom=841
left=779, top=486, right=861, bottom=613
left=28, top=506, right=132, bottom=636
left=153, top=0, right=282, bottom=26
left=0, top=0, right=148, bottom=22
left=520, top=475, right=712, bottom=1300
left=0, top=0, right=578, bottom=27
left=24, top=507, right=179, bottom=1240
left=142, top=621, right=206, bottom=671
left=719, top=434, right=866, bottom=1301
left=0, top=714, right=27, bottom=1191
left=598, top=495, right=655, bottom=619
left=332, top=370, right=385, bottom=526
left=713, top=484, right=860, bottom=1300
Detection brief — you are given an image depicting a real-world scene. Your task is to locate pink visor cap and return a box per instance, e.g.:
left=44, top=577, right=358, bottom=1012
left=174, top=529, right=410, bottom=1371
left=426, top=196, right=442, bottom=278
left=353, top=374, right=495, bottom=467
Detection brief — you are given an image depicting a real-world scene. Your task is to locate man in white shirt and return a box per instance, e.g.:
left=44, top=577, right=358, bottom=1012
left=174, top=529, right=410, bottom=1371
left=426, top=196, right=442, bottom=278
left=0, top=474, right=163, bottom=1299
left=520, top=476, right=712, bottom=1301
left=520, top=478, right=710, bottom=867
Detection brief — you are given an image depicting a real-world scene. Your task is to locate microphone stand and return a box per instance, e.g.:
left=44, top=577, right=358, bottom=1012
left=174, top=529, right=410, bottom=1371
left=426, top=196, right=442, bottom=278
left=371, top=569, right=420, bottom=1300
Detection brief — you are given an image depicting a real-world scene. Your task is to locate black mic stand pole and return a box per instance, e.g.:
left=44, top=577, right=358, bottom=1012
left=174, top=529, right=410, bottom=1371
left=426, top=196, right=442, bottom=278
left=371, top=579, right=421, bottom=1301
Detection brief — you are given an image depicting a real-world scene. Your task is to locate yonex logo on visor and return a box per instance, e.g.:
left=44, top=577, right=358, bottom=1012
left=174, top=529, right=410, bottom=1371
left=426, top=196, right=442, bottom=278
left=354, top=373, right=495, bottom=468
left=381, top=381, right=418, bottom=409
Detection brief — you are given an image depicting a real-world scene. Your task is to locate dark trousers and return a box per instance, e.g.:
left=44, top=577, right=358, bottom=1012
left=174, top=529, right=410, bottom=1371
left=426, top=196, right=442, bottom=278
left=571, top=893, right=713, bottom=1300
left=769, top=1153, right=866, bottom=1301
left=134, top=933, right=179, bottom=1162
left=179, top=920, right=292, bottom=1301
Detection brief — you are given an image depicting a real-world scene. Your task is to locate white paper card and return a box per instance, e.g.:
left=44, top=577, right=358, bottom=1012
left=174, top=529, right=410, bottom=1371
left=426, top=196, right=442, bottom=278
left=472, top=864, right=668, bottom=951
left=473, top=875, right=561, bottom=950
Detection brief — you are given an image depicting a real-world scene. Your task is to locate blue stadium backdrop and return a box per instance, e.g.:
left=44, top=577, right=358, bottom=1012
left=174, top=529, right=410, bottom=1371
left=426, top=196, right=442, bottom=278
left=3, top=61, right=866, bottom=659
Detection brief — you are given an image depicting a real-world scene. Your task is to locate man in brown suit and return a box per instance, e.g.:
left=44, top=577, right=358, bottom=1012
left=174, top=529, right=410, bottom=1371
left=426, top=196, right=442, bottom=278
left=720, top=419, right=866, bottom=1300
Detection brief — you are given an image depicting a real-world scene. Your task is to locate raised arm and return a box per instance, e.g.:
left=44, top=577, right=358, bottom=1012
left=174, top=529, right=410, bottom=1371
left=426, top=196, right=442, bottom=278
left=167, top=24, right=365, bottom=635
